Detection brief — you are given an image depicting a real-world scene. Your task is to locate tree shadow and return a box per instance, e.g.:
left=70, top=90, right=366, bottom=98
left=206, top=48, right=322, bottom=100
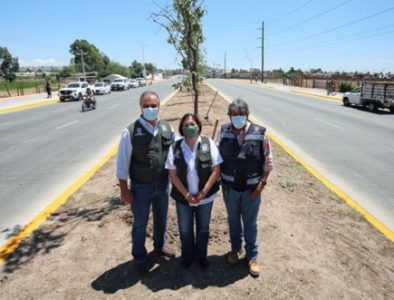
left=1, top=196, right=124, bottom=273
left=91, top=253, right=248, bottom=295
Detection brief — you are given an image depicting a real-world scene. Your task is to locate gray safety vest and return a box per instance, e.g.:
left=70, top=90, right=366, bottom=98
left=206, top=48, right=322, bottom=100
left=219, top=123, right=265, bottom=191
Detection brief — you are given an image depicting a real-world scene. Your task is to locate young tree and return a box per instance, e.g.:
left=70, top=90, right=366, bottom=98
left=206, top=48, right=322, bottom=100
left=0, top=47, right=19, bottom=82
left=152, top=0, right=206, bottom=115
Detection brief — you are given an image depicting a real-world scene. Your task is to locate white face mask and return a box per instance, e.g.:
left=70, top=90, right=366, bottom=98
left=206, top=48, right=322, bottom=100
left=231, top=115, right=247, bottom=129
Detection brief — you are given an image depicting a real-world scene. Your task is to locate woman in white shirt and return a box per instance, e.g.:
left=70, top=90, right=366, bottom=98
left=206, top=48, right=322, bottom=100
left=165, top=113, right=223, bottom=269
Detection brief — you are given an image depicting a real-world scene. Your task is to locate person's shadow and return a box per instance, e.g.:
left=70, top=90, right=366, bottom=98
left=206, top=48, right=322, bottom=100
left=91, top=252, right=249, bottom=294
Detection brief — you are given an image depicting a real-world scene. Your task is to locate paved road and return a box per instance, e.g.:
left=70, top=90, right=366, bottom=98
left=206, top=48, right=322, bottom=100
left=207, top=79, right=394, bottom=231
left=0, top=79, right=178, bottom=246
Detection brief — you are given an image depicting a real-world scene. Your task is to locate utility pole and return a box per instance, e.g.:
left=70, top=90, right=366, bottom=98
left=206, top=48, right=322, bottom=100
left=75, top=47, right=87, bottom=81
left=224, top=51, right=227, bottom=78
left=259, top=21, right=265, bottom=83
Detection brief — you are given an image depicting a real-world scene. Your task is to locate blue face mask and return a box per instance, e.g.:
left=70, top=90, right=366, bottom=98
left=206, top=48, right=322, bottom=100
left=231, top=115, right=247, bottom=129
left=142, top=107, right=158, bottom=121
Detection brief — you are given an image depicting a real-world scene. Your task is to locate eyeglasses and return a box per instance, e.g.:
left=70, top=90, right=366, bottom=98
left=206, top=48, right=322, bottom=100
left=143, top=104, right=158, bottom=108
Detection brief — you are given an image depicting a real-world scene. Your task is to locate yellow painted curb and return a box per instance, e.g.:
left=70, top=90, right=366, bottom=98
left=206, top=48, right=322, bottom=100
left=204, top=81, right=394, bottom=242
left=290, top=90, right=341, bottom=102
left=0, top=89, right=180, bottom=264
left=0, top=98, right=59, bottom=115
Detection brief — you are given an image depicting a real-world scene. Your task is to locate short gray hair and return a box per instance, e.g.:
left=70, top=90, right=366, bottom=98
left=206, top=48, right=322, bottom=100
left=228, top=98, right=249, bottom=114
left=139, top=91, right=160, bottom=106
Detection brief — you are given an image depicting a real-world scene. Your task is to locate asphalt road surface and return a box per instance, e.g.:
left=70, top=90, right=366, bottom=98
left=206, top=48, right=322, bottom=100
left=207, top=79, right=394, bottom=231
left=0, top=79, right=178, bottom=246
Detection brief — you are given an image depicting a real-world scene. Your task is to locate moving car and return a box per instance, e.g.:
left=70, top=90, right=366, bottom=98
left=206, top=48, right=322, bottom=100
left=58, top=82, right=89, bottom=102
left=93, top=82, right=111, bottom=95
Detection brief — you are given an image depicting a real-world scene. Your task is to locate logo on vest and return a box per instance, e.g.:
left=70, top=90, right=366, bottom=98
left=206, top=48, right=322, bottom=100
left=134, top=127, right=145, bottom=137
left=201, top=144, right=209, bottom=153
left=253, top=126, right=260, bottom=132
left=174, top=149, right=181, bottom=159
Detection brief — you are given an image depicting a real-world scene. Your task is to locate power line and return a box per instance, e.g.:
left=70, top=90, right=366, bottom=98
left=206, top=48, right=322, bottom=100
left=268, top=6, right=394, bottom=48
left=268, top=0, right=353, bottom=36
left=266, top=27, right=394, bottom=54
left=268, top=0, right=315, bottom=25
left=267, top=23, right=394, bottom=51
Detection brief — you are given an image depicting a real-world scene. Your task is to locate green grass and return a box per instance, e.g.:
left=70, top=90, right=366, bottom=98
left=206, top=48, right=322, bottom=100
left=0, top=79, right=60, bottom=97
left=0, top=79, right=46, bottom=91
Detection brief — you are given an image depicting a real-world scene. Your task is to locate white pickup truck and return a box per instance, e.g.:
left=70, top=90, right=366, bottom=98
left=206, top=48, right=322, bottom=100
left=111, top=79, right=129, bottom=91
left=342, top=82, right=394, bottom=113
left=58, top=82, right=89, bottom=102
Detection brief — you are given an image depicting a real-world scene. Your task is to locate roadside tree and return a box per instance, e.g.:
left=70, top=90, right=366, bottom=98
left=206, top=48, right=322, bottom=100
left=0, top=47, right=19, bottom=82
left=152, top=0, right=206, bottom=115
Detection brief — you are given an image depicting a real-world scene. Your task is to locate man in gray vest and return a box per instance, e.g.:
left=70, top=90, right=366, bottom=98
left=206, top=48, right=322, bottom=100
left=117, top=91, right=177, bottom=275
left=216, top=98, right=273, bottom=278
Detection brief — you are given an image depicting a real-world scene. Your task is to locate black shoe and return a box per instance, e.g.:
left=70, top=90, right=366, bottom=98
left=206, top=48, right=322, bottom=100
left=136, top=261, right=149, bottom=276
left=154, top=244, right=176, bottom=259
left=199, top=258, right=211, bottom=269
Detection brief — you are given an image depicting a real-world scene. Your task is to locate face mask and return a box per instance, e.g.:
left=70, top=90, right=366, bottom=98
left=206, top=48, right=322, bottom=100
left=231, top=115, right=247, bottom=129
left=183, top=125, right=199, bottom=139
left=142, top=107, right=158, bottom=121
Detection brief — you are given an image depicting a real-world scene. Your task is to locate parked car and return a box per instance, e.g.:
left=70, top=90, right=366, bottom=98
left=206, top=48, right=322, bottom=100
left=136, top=77, right=147, bottom=87
left=343, top=82, right=394, bottom=113
left=93, top=82, right=111, bottom=95
left=129, top=79, right=139, bottom=88
left=58, top=82, right=89, bottom=101
left=342, top=87, right=361, bottom=107
left=111, top=79, right=129, bottom=91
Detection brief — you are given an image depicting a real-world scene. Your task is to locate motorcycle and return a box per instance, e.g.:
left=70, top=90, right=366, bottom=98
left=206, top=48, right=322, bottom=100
left=81, top=95, right=97, bottom=112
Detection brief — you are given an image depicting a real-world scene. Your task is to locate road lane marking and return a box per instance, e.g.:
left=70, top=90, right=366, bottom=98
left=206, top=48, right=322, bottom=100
left=205, top=81, right=394, bottom=242
left=314, top=118, right=344, bottom=129
left=55, top=120, right=78, bottom=130
left=290, top=90, right=341, bottom=102
left=0, top=99, right=59, bottom=115
left=107, top=104, right=119, bottom=110
left=0, top=89, right=180, bottom=264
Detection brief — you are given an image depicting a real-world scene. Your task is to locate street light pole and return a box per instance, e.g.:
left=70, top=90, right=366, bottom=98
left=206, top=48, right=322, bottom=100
left=142, top=45, right=147, bottom=79
left=245, top=49, right=253, bottom=84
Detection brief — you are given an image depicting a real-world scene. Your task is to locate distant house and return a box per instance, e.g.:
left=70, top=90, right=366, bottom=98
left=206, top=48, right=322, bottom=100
left=102, top=74, right=127, bottom=83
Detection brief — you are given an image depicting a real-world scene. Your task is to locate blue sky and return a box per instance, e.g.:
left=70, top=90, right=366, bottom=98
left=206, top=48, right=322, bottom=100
left=1, top=0, right=393, bottom=72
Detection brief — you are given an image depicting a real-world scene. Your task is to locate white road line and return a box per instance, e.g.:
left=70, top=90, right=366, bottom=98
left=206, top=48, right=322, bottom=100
left=55, top=120, right=78, bottom=130
left=108, top=104, right=119, bottom=110
left=314, top=118, right=344, bottom=130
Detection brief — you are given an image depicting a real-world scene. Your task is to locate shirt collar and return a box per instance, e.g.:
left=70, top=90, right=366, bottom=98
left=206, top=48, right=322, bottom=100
left=181, top=136, right=202, bottom=154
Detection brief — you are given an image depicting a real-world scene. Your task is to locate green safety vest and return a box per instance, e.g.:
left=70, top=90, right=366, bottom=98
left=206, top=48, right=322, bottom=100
left=128, top=119, right=172, bottom=183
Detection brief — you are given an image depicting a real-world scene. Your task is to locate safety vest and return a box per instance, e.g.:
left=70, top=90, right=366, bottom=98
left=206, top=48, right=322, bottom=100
left=170, top=136, right=220, bottom=204
left=128, top=119, right=172, bottom=183
left=219, top=123, right=265, bottom=191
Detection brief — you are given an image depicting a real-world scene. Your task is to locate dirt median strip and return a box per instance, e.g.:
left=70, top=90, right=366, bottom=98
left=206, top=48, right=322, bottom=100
left=0, top=98, right=59, bottom=115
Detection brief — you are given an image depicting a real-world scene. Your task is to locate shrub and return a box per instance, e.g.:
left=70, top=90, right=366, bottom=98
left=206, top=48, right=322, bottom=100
left=339, top=82, right=354, bottom=93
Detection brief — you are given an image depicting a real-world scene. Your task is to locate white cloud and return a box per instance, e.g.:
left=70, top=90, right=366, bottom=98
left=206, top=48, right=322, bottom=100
left=19, top=58, right=66, bottom=67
